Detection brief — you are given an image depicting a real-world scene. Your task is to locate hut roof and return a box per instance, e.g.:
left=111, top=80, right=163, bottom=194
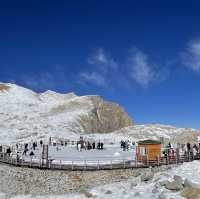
left=138, top=139, right=161, bottom=145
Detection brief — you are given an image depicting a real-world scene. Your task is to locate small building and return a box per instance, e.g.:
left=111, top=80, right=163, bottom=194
left=136, top=140, right=161, bottom=161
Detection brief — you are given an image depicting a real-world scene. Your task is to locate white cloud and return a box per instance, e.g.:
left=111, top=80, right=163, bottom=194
left=128, top=48, right=156, bottom=87
left=88, top=48, right=118, bottom=70
left=80, top=48, right=118, bottom=87
left=81, top=47, right=168, bottom=89
left=80, top=72, right=105, bottom=86
left=181, top=39, right=200, bottom=73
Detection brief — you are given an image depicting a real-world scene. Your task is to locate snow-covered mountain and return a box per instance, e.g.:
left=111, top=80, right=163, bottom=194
left=0, top=83, right=132, bottom=144
left=0, top=83, right=199, bottom=144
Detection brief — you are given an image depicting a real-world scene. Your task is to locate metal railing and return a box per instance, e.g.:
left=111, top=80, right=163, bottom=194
left=0, top=152, right=199, bottom=171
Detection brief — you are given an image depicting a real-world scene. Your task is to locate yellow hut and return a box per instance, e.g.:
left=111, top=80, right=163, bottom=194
left=137, top=140, right=161, bottom=161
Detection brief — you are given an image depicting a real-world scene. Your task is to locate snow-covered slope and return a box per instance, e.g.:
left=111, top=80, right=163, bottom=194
left=0, top=83, right=132, bottom=144
left=80, top=124, right=200, bottom=145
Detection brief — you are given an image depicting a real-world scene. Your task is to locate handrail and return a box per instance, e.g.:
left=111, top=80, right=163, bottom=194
left=0, top=152, right=199, bottom=171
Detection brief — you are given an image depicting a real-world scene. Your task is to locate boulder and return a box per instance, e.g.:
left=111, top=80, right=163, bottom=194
left=173, top=175, right=183, bottom=185
left=165, top=180, right=183, bottom=191
left=84, top=191, right=94, bottom=198
left=159, top=180, right=169, bottom=186
left=105, top=190, right=112, bottom=194
left=141, top=171, right=154, bottom=182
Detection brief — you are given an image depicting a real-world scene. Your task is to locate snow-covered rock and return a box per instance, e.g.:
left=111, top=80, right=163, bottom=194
left=111, top=124, right=200, bottom=144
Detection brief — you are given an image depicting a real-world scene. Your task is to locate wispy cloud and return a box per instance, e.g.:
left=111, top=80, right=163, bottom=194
left=79, top=72, right=105, bottom=86
left=128, top=48, right=156, bottom=87
left=87, top=48, right=118, bottom=70
left=181, top=39, right=200, bottom=73
left=79, top=48, right=118, bottom=87
left=126, top=47, right=170, bottom=88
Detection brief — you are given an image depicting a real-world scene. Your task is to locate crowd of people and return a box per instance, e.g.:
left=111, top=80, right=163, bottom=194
left=162, top=142, right=200, bottom=160
left=120, top=140, right=135, bottom=151
left=3, top=140, right=45, bottom=162
left=76, top=138, right=104, bottom=152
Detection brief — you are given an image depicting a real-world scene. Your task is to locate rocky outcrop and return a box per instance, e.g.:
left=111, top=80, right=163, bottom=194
left=164, top=175, right=183, bottom=191
left=0, top=84, right=10, bottom=92
left=73, top=96, right=133, bottom=133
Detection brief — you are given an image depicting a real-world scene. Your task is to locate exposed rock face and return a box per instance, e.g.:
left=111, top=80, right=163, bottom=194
left=74, top=96, right=133, bottom=133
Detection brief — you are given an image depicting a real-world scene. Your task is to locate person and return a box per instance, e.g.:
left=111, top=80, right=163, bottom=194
left=40, top=140, right=43, bottom=146
left=193, top=145, right=198, bottom=159
left=78, top=143, right=81, bottom=152
left=33, top=142, right=37, bottom=150
left=187, top=142, right=191, bottom=152
left=100, top=142, right=104, bottom=150
left=97, top=142, right=101, bottom=150
left=92, top=142, right=95, bottom=149
left=30, top=151, right=35, bottom=162
left=23, top=148, right=28, bottom=156
left=87, top=141, right=92, bottom=150
left=24, top=143, right=28, bottom=150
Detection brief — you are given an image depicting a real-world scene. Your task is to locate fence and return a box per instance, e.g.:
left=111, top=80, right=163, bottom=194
left=0, top=152, right=199, bottom=171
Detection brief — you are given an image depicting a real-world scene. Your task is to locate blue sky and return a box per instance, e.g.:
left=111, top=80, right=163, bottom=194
left=1, top=0, right=200, bottom=129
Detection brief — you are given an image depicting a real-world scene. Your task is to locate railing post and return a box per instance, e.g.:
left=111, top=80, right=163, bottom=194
left=167, top=155, right=169, bottom=165
left=188, top=152, right=190, bottom=162
left=147, top=155, right=149, bottom=167
left=110, top=160, right=112, bottom=169
left=30, top=158, right=32, bottom=167
left=84, top=160, right=87, bottom=170
left=123, top=159, right=126, bottom=169
left=135, top=156, right=137, bottom=168
left=97, top=160, right=100, bottom=170
left=71, top=161, right=74, bottom=170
